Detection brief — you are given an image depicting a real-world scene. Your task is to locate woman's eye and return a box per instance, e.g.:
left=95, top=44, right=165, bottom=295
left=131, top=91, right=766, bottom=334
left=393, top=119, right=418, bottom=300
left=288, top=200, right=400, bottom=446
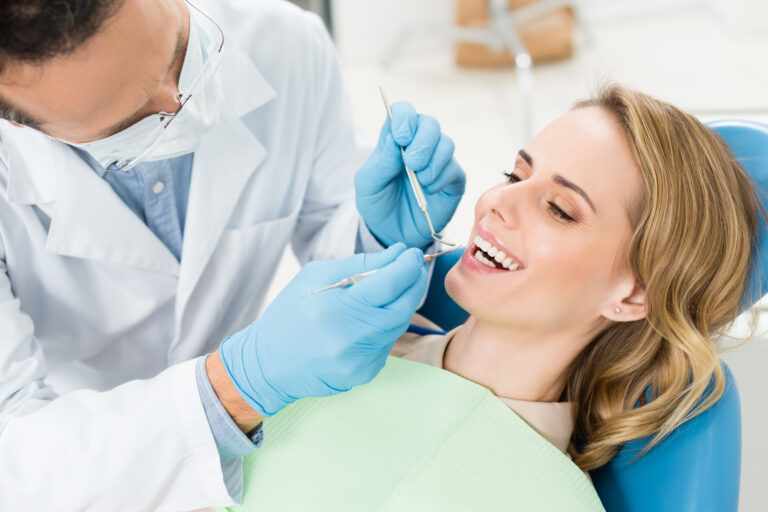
left=502, top=170, right=576, bottom=223
left=548, top=202, right=576, bottom=223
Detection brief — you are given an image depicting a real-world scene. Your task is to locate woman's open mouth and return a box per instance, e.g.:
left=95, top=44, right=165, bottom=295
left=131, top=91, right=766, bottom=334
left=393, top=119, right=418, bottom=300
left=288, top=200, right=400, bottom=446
left=461, top=234, right=523, bottom=273
left=471, top=235, right=520, bottom=270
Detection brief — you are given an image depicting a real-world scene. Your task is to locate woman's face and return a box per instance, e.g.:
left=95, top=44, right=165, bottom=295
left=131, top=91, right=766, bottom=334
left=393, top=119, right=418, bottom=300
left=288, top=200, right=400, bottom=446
left=445, top=106, right=645, bottom=335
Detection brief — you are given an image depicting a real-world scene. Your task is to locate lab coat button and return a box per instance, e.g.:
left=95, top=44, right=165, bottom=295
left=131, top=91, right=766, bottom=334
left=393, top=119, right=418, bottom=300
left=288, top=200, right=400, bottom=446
left=152, top=181, right=165, bottom=194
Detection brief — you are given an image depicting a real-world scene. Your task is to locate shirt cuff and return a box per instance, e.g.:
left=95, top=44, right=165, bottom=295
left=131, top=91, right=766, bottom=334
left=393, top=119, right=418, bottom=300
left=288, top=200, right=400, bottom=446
left=355, top=218, right=386, bottom=253
left=195, top=355, right=264, bottom=462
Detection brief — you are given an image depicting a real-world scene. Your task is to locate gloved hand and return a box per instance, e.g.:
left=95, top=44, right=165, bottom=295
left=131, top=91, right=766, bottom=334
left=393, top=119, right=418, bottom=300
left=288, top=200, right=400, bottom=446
left=218, top=243, right=428, bottom=417
left=355, top=101, right=466, bottom=250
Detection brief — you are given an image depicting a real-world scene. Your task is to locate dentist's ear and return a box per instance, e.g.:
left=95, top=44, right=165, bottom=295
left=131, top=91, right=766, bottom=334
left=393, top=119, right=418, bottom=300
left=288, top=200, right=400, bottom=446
left=604, top=280, right=648, bottom=322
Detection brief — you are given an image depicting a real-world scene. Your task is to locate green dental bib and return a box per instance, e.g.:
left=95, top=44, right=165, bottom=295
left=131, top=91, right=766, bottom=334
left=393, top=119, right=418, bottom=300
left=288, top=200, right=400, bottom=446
left=215, top=356, right=605, bottom=512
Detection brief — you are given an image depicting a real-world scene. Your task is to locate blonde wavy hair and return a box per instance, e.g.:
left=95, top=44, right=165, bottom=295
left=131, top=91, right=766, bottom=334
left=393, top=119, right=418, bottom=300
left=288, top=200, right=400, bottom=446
left=567, top=83, right=766, bottom=471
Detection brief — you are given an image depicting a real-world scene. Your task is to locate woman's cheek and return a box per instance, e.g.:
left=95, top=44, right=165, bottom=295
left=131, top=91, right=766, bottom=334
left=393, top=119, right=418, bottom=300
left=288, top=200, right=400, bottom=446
left=532, top=232, right=588, bottom=283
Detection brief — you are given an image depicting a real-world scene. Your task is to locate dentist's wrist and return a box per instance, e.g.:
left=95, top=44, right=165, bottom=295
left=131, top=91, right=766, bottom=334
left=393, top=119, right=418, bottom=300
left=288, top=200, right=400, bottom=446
left=206, top=349, right=265, bottom=433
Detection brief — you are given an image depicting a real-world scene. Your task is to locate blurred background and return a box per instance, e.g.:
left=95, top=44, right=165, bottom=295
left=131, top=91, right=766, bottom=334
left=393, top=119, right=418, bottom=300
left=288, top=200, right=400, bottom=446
left=279, top=1, right=768, bottom=509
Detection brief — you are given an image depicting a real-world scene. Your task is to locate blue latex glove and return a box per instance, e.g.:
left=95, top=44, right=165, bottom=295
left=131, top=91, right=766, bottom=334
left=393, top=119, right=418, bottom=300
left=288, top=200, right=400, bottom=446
left=355, top=102, right=466, bottom=250
left=218, top=243, right=428, bottom=417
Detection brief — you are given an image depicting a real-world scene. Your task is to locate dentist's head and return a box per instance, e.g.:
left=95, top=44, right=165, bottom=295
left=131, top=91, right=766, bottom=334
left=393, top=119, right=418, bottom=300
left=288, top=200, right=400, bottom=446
left=445, top=83, right=762, bottom=470
left=0, top=0, right=222, bottom=170
left=0, top=0, right=188, bottom=142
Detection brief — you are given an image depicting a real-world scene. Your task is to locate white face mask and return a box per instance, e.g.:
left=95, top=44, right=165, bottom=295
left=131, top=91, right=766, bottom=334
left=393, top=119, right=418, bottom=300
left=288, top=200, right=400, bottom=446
left=66, top=5, right=223, bottom=170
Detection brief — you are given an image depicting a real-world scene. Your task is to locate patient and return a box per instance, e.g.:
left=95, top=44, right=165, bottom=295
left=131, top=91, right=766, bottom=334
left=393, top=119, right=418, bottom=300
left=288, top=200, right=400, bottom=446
left=390, top=83, right=763, bottom=470
left=221, top=84, right=764, bottom=511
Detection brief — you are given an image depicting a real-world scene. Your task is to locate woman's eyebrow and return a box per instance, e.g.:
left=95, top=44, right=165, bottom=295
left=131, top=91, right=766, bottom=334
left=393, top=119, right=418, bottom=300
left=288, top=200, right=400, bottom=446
left=518, top=149, right=597, bottom=214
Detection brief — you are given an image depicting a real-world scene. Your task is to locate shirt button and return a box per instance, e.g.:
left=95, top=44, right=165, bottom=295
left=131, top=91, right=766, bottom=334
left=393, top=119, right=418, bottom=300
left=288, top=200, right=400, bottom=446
left=152, top=181, right=165, bottom=194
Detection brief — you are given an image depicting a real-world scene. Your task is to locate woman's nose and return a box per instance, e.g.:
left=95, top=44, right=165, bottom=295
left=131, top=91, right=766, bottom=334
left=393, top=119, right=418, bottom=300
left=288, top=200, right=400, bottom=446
left=479, top=184, right=521, bottom=229
left=489, top=207, right=507, bottom=226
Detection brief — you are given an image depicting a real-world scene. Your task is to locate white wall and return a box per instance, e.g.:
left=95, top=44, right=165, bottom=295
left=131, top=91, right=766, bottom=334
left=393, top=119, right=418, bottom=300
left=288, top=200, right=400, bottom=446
left=331, top=0, right=453, bottom=64
left=708, top=0, right=768, bottom=35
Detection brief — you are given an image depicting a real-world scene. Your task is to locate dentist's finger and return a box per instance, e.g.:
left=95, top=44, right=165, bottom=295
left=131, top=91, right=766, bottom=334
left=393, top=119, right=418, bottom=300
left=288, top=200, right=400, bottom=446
left=402, top=114, right=441, bottom=172
left=384, top=262, right=429, bottom=316
left=390, top=101, right=419, bottom=147
left=424, top=158, right=467, bottom=197
left=355, top=132, right=405, bottom=193
left=415, top=134, right=455, bottom=188
left=352, top=262, right=428, bottom=338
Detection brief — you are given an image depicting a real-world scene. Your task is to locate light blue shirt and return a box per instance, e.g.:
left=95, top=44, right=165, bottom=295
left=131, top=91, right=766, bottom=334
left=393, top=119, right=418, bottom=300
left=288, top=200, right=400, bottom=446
left=74, top=149, right=193, bottom=261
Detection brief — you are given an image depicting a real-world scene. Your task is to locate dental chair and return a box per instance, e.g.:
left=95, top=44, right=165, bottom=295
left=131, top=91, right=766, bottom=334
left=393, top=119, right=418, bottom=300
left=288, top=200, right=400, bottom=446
left=418, top=119, right=768, bottom=511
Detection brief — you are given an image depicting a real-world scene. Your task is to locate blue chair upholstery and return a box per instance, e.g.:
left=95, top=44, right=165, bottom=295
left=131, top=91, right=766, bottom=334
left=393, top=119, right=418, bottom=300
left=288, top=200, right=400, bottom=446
left=417, top=120, right=768, bottom=511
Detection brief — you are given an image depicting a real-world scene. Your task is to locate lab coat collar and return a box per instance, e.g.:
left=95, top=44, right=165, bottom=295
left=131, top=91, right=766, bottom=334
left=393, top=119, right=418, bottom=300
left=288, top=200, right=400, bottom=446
left=3, top=123, right=58, bottom=205
left=220, top=45, right=276, bottom=119
left=45, top=139, right=183, bottom=275
left=173, top=112, right=266, bottom=320
left=0, top=111, right=178, bottom=274
left=172, top=44, right=272, bottom=323
left=0, top=121, right=182, bottom=274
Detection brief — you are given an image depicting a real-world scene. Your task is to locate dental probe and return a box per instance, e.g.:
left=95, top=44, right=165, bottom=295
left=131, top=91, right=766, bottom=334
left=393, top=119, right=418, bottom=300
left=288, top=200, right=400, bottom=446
left=378, top=86, right=457, bottom=248
left=302, top=248, right=460, bottom=298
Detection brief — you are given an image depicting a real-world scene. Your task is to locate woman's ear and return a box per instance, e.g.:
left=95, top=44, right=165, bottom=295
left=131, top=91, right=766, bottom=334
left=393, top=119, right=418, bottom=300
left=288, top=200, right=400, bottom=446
left=603, top=280, right=647, bottom=322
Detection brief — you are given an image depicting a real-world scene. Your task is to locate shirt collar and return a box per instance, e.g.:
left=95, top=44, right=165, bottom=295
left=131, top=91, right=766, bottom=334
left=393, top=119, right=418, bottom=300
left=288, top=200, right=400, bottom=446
left=70, top=145, right=108, bottom=177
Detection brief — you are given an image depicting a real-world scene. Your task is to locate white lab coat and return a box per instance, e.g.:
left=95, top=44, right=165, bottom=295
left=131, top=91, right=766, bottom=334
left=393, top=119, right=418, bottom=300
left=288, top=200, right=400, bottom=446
left=0, top=0, right=371, bottom=509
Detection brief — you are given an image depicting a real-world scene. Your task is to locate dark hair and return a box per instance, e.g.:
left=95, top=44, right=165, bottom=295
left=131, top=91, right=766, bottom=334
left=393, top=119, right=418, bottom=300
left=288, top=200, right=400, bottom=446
left=0, top=0, right=124, bottom=127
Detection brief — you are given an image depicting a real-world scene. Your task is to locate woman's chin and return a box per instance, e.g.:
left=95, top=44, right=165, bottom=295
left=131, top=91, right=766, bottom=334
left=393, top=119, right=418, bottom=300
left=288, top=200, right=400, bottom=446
left=444, top=265, right=475, bottom=312
left=445, top=257, right=520, bottom=321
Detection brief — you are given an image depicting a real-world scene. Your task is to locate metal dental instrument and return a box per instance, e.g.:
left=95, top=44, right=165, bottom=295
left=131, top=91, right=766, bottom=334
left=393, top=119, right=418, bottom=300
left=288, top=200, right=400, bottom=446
left=378, top=86, right=457, bottom=248
left=303, top=248, right=460, bottom=298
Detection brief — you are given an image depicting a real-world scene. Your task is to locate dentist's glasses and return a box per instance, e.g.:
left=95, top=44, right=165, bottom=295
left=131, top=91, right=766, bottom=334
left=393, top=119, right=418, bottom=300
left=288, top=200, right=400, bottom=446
left=114, top=0, right=225, bottom=171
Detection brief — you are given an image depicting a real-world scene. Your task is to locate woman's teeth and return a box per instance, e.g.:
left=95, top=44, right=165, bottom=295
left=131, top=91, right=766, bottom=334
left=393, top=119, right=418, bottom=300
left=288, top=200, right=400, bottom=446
left=473, top=250, right=500, bottom=269
left=473, top=235, right=520, bottom=271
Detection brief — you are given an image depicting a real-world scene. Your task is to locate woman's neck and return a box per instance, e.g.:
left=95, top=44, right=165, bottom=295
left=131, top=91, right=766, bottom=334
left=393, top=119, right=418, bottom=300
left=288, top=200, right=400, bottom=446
left=442, top=316, right=587, bottom=403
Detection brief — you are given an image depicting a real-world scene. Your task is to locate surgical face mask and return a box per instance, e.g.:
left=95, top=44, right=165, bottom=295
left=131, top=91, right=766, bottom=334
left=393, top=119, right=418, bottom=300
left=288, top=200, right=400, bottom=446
left=66, top=3, right=224, bottom=171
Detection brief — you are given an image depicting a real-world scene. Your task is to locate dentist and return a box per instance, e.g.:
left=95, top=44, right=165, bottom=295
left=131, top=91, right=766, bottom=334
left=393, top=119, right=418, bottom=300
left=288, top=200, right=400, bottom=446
left=0, top=0, right=465, bottom=510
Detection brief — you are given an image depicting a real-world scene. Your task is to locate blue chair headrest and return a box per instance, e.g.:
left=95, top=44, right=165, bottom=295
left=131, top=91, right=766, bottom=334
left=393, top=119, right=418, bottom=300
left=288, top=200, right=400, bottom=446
left=707, top=120, right=768, bottom=312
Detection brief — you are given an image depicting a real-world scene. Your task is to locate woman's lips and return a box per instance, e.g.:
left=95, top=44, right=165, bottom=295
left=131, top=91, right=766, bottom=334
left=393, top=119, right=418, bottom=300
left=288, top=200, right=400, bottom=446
left=475, top=224, right=525, bottom=270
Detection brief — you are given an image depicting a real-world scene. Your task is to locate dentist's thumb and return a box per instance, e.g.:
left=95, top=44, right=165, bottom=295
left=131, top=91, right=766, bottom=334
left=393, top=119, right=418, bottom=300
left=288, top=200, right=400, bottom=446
left=355, top=129, right=406, bottom=194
